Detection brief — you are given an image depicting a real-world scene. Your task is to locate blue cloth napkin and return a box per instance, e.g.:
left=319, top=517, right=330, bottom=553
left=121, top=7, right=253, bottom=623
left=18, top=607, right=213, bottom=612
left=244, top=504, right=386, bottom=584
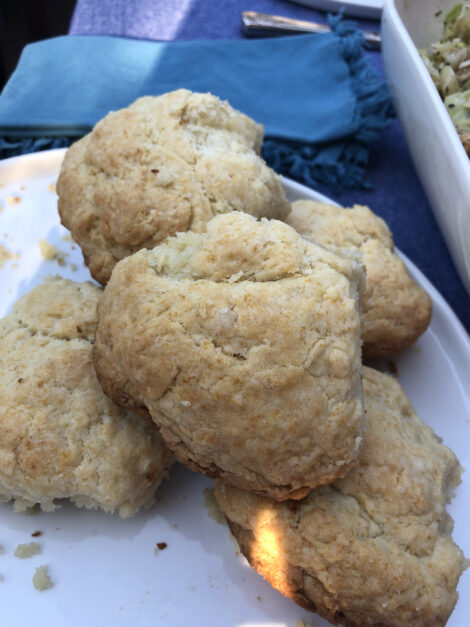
left=0, top=19, right=393, bottom=189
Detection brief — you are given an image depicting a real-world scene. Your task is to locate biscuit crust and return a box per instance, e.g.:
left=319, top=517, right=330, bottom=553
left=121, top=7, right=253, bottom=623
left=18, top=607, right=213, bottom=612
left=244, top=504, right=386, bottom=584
left=0, top=278, right=173, bottom=517
left=57, top=89, right=291, bottom=284
left=214, top=367, right=465, bottom=627
left=94, top=212, right=365, bottom=500
left=286, top=201, right=432, bottom=360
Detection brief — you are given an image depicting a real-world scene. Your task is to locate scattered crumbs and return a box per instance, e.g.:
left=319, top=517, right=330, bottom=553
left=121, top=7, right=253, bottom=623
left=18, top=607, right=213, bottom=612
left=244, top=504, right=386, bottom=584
left=296, top=621, right=314, bottom=627
left=71, top=244, right=76, bottom=250
left=61, top=233, right=73, bottom=242
left=32, top=565, right=53, bottom=591
left=11, top=263, right=19, bottom=269
left=203, top=488, right=226, bottom=525
left=31, top=531, right=42, bottom=538
left=0, top=545, right=3, bottom=553
left=8, top=289, right=12, bottom=294
left=48, top=182, right=56, bottom=193
left=172, top=523, right=178, bottom=529
left=70, top=262, right=77, bottom=272
left=12, top=252, right=20, bottom=259
left=6, top=195, right=21, bottom=205
left=14, top=542, right=40, bottom=558
left=0, top=243, right=12, bottom=268
left=257, top=596, right=262, bottom=602
left=20, top=185, right=26, bottom=191
left=388, top=361, right=399, bottom=377
left=0, top=183, right=3, bottom=188
left=0, top=574, right=3, bottom=582
left=189, top=586, right=196, bottom=592
left=55, top=527, right=60, bottom=531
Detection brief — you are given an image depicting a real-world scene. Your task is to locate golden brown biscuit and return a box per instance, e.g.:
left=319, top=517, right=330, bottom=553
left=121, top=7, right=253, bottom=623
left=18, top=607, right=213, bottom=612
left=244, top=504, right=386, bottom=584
left=57, top=89, right=291, bottom=284
left=214, top=367, right=465, bottom=627
left=0, top=278, right=173, bottom=517
left=93, top=211, right=366, bottom=501
left=286, top=201, right=432, bottom=360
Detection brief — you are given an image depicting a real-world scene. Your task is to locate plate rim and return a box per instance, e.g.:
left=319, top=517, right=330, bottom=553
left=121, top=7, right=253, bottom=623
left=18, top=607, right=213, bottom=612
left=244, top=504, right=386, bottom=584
left=0, top=147, right=469, bottom=626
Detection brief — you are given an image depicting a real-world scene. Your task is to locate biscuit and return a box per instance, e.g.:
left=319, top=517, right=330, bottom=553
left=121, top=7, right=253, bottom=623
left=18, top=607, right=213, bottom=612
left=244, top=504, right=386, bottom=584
left=0, top=278, right=173, bottom=517
left=57, top=89, right=291, bottom=284
left=93, top=211, right=366, bottom=500
left=286, top=201, right=432, bottom=360
left=214, top=367, right=465, bottom=627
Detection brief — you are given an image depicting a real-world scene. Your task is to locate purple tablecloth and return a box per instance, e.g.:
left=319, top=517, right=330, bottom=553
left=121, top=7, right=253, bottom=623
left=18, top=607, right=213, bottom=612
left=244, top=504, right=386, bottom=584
left=69, top=0, right=470, bottom=334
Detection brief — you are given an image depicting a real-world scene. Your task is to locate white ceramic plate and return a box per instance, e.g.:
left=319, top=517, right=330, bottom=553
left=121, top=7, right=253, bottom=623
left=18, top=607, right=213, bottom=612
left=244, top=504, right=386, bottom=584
left=382, top=0, right=470, bottom=295
left=288, top=0, right=382, bottom=20
left=0, top=149, right=469, bottom=627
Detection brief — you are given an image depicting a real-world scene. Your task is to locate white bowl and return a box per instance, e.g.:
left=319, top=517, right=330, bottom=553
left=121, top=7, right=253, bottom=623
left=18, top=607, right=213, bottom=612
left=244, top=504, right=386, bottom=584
left=382, top=0, right=470, bottom=295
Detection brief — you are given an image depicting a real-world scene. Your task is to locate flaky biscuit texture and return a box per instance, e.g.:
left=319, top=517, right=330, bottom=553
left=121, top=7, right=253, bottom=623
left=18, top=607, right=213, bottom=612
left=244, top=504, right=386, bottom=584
left=94, top=212, right=365, bottom=500
left=0, top=278, right=173, bottom=517
left=57, top=89, right=290, bottom=284
left=286, top=201, right=432, bottom=359
left=214, top=367, right=465, bottom=627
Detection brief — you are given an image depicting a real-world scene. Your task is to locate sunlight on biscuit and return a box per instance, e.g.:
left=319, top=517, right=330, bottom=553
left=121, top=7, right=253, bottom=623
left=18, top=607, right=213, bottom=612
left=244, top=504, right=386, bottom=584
left=251, top=506, right=291, bottom=600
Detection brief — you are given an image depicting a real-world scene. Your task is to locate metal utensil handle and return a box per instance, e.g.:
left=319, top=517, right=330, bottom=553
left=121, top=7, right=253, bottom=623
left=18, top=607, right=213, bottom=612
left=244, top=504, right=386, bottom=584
left=242, top=11, right=330, bottom=35
left=242, top=11, right=381, bottom=49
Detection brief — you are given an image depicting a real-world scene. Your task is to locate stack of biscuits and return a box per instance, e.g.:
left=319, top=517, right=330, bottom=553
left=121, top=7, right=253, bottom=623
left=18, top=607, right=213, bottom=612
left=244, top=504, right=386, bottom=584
left=0, top=89, right=465, bottom=626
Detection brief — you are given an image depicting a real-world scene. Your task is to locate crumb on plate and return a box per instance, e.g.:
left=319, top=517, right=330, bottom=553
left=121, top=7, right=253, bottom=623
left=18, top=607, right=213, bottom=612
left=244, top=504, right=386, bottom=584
left=14, top=542, right=40, bottom=558
left=38, top=238, right=68, bottom=265
left=0, top=243, right=12, bottom=268
left=38, top=239, right=59, bottom=260
left=32, top=565, right=53, bottom=591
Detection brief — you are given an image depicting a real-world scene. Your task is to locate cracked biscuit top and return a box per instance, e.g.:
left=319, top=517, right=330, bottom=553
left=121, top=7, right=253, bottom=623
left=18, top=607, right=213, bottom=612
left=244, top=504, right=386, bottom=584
left=94, top=211, right=366, bottom=501
left=0, top=278, right=173, bottom=517
left=57, top=89, right=291, bottom=285
left=214, top=367, right=465, bottom=627
left=286, top=201, right=432, bottom=360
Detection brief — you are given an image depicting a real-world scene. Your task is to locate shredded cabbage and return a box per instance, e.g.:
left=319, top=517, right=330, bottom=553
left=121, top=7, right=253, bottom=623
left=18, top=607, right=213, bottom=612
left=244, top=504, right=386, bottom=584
left=420, top=2, right=470, bottom=154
